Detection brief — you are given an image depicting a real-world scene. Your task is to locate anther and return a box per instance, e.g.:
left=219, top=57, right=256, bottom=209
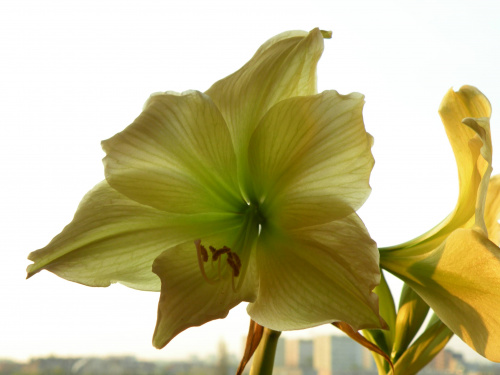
left=195, top=239, right=218, bottom=285
left=226, top=252, right=241, bottom=278
left=196, top=240, right=244, bottom=291
left=232, top=252, right=241, bottom=268
left=200, top=245, right=208, bottom=262
left=212, top=246, right=230, bottom=261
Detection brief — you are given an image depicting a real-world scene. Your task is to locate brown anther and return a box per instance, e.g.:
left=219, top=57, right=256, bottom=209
left=199, top=245, right=208, bottom=262
left=195, top=239, right=218, bottom=285
left=197, top=240, right=243, bottom=287
left=227, top=257, right=240, bottom=277
left=232, top=266, right=240, bottom=277
left=226, top=251, right=241, bottom=277
left=232, top=252, right=241, bottom=268
left=212, top=246, right=231, bottom=261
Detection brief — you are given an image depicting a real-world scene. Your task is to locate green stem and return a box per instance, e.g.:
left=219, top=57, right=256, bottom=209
left=249, top=328, right=281, bottom=375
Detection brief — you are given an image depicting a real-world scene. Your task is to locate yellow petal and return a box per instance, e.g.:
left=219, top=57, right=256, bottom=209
left=205, top=28, right=327, bottom=167
left=440, top=85, right=492, bottom=163
left=484, top=175, right=500, bottom=245
left=385, top=86, right=492, bottom=249
left=248, top=91, right=373, bottom=229
left=434, top=86, right=491, bottom=235
left=461, top=117, right=493, bottom=233
left=247, top=213, right=384, bottom=331
left=382, top=228, right=500, bottom=361
left=27, top=181, right=242, bottom=290
left=102, top=90, right=243, bottom=214
left=152, top=232, right=258, bottom=348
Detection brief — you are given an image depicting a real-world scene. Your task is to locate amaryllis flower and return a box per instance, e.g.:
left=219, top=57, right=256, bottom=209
left=381, top=86, right=500, bottom=361
left=27, top=28, right=384, bottom=348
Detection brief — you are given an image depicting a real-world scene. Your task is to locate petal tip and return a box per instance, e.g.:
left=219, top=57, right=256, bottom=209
left=152, top=333, right=170, bottom=350
left=320, top=29, right=332, bottom=39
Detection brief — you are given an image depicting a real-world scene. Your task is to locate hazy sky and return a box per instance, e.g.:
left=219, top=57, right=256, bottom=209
left=2, top=0, right=500, bottom=365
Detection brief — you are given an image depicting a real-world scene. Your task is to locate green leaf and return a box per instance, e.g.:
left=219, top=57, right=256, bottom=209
left=392, top=315, right=453, bottom=375
left=392, top=283, right=430, bottom=361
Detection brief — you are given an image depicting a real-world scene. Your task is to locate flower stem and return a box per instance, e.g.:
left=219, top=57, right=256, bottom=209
left=249, top=328, right=281, bottom=375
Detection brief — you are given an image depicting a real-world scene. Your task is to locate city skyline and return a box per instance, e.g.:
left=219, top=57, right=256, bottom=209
left=2, top=334, right=500, bottom=375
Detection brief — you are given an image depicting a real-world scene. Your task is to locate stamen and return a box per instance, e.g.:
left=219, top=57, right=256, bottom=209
left=218, top=256, right=222, bottom=279
left=227, top=257, right=240, bottom=277
left=226, top=251, right=242, bottom=293
left=200, top=245, right=209, bottom=262
left=233, top=251, right=248, bottom=293
left=195, top=239, right=218, bottom=285
left=231, top=273, right=238, bottom=293
left=196, top=240, right=244, bottom=292
left=232, top=252, right=241, bottom=268
left=232, top=265, right=240, bottom=277
left=212, top=246, right=230, bottom=261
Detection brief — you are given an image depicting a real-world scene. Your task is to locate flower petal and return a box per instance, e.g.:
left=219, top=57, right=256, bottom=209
left=152, top=233, right=258, bottom=349
left=205, top=28, right=327, bottom=166
left=248, top=91, right=373, bottom=229
left=102, top=90, right=243, bottom=214
left=440, top=85, right=492, bottom=166
left=27, top=181, right=241, bottom=291
left=431, top=86, right=491, bottom=236
left=385, top=87, right=492, bottom=249
left=247, top=213, right=384, bottom=331
left=381, top=228, right=500, bottom=361
left=484, top=175, right=500, bottom=245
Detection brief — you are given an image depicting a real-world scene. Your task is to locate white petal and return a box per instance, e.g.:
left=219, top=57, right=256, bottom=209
left=205, top=28, right=326, bottom=170
left=152, top=233, right=258, bottom=348
left=102, top=90, right=243, bottom=214
left=248, top=91, right=373, bottom=229
left=27, top=181, right=241, bottom=291
left=247, top=214, right=383, bottom=331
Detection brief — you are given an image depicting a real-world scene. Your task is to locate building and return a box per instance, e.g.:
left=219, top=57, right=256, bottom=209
left=274, top=338, right=316, bottom=375
left=423, top=349, right=466, bottom=374
left=313, top=335, right=376, bottom=375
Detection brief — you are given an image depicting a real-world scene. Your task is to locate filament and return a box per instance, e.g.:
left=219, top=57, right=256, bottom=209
left=195, top=239, right=218, bottom=285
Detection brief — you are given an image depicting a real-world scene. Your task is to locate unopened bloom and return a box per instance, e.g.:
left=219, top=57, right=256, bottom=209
left=381, top=86, right=500, bottom=361
left=27, top=28, right=384, bottom=348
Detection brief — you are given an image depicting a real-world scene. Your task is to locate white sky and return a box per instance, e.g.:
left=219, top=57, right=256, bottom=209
left=2, top=0, right=500, bottom=365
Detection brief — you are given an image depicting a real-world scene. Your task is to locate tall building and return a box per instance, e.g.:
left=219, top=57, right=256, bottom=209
left=216, top=338, right=230, bottom=375
left=274, top=337, right=285, bottom=367
left=285, top=339, right=314, bottom=369
left=274, top=338, right=316, bottom=375
left=425, top=349, right=466, bottom=374
left=313, top=335, right=375, bottom=375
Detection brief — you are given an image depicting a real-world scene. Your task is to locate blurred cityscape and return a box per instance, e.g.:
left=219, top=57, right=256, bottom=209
left=2, top=335, right=500, bottom=375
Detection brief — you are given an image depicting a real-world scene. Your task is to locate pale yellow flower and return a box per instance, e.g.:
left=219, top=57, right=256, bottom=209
left=28, top=29, right=384, bottom=348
